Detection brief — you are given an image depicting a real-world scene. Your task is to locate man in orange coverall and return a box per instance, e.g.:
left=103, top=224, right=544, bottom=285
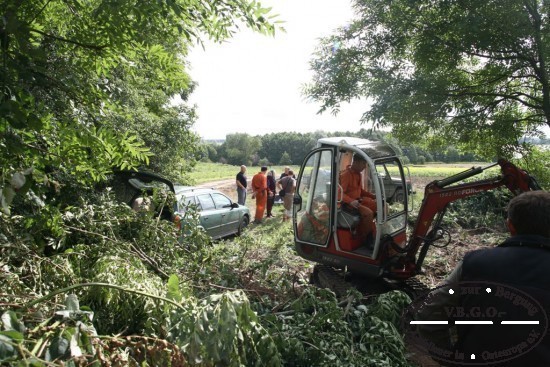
left=251, top=166, right=269, bottom=224
left=339, top=154, right=377, bottom=242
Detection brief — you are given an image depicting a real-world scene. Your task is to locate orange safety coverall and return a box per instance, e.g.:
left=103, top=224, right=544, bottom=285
left=251, top=172, right=268, bottom=221
left=339, top=166, right=377, bottom=238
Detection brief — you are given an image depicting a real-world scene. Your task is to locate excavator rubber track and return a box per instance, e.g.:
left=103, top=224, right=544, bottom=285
left=311, top=265, right=352, bottom=298
left=311, top=264, right=431, bottom=300
left=385, top=277, right=432, bottom=299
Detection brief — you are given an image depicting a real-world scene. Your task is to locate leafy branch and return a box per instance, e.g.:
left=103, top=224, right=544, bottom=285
left=28, top=28, right=107, bottom=51
left=23, top=282, right=184, bottom=312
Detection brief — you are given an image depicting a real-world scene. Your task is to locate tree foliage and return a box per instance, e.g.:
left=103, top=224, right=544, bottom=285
left=1, top=0, right=278, bottom=211
left=514, top=145, right=550, bottom=189
left=222, top=133, right=263, bottom=166
left=100, top=71, right=202, bottom=182
left=305, top=0, right=550, bottom=158
left=209, top=129, right=491, bottom=167
left=261, top=132, right=316, bottom=166
left=278, top=151, right=292, bottom=165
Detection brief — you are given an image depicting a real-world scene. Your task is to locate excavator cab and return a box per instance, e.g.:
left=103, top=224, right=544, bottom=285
left=293, top=137, right=411, bottom=278
left=294, top=137, right=539, bottom=281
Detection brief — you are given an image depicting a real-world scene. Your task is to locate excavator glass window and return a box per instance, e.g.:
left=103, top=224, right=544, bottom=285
left=374, top=159, right=408, bottom=235
left=295, top=149, right=333, bottom=247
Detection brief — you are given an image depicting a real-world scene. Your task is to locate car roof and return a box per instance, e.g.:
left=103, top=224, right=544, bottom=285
left=175, top=186, right=220, bottom=196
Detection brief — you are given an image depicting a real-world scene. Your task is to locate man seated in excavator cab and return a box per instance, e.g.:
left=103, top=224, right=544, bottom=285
left=338, top=154, right=377, bottom=246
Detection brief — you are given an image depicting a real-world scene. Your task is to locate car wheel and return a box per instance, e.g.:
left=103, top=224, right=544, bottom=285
left=237, top=215, right=249, bottom=236
left=394, top=188, right=404, bottom=203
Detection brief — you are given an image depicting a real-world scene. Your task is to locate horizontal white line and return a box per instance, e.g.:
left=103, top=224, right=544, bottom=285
left=409, top=320, right=540, bottom=326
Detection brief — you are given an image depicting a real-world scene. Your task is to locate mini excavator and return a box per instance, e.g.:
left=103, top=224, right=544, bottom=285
left=292, top=137, right=540, bottom=295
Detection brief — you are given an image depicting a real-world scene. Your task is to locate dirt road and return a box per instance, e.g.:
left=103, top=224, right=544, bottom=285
left=197, top=179, right=238, bottom=200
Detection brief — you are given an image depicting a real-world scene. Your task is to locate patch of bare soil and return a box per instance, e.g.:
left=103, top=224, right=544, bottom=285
left=197, top=179, right=237, bottom=197
left=197, top=179, right=263, bottom=219
left=417, top=227, right=507, bottom=288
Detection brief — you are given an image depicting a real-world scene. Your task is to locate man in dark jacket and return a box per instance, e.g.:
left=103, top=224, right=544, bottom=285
left=416, top=191, right=550, bottom=366
left=236, top=165, right=247, bottom=205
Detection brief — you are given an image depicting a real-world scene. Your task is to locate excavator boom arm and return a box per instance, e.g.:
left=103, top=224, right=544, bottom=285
left=402, top=159, right=538, bottom=275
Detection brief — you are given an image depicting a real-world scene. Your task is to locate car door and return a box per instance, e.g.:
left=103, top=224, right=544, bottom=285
left=177, top=194, right=196, bottom=213
left=211, top=193, right=239, bottom=237
left=196, top=194, right=223, bottom=238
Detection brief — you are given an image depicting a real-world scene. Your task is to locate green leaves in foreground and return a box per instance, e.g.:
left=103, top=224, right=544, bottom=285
left=0, top=296, right=97, bottom=366
left=169, top=290, right=281, bottom=367
left=0, top=311, right=26, bottom=363
left=264, top=288, right=414, bottom=367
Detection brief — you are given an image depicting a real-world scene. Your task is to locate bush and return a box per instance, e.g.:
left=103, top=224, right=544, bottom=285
left=446, top=178, right=512, bottom=229
left=2, top=174, right=419, bottom=366
left=514, top=146, right=550, bottom=190
left=169, top=290, right=281, bottom=366
left=259, top=157, right=271, bottom=166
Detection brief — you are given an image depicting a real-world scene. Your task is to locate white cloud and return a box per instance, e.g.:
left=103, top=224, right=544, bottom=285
left=187, top=0, right=370, bottom=139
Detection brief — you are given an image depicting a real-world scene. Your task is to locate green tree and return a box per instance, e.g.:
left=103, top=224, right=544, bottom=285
left=260, top=132, right=316, bottom=165
left=423, top=151, right=434, bottom=163
left=204, top=143, right=219, bottom=163
left=514, top=145, right=550, bottom=189
left=223, top=133, right=262, bottom=166
left=405, top=146, right=419, bottom=165
left=102, top=72, right=201, bottom=181
left=1, top=0, right=277, bottom=209
left=279, top=151, right=292, bottom=165
left=305, top=0, right=550, bottom=158
left=446, top=147, right=461, bottom=163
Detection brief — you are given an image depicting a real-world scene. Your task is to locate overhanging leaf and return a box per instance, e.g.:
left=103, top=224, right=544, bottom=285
left=1, top=311, right=26, bottom=333
left=45, top=336, right=69, bottom=361
left=0, top=331, right=24, bottom=343
left=0, top=334, right=17, bottom=361
left=167, top=274, right=182, bottom=302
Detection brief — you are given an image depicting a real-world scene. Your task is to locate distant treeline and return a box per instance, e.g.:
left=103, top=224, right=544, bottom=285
left=198, top=129, right=508, bottom=167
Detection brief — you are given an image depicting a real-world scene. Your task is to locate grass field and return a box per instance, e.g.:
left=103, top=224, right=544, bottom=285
left=190, top=162, right=301, bottom=184
left=406, top=162, right=495, bottom=176
left=190, top=161, right=495, bottom=184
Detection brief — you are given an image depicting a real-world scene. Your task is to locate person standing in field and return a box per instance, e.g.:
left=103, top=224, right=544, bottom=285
left=279, top=169, right=296, bottom=222
left=280, top=166, right=296, bottom=180
left=251, top=166, right=268, bottom=224
left=236, top=165, right=247, bottom=205
left=266, top=170, right=277, bottom=218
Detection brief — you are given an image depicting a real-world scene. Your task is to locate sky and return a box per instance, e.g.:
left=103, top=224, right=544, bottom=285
left=187, top=0, right=368, bottom=140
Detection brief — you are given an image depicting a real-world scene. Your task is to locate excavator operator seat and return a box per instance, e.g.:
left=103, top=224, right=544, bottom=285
left=337, top=208, right=360, bottom=230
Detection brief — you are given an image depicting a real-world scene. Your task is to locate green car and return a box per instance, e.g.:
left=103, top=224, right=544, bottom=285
left=175, top=186, right=250, bottom=240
